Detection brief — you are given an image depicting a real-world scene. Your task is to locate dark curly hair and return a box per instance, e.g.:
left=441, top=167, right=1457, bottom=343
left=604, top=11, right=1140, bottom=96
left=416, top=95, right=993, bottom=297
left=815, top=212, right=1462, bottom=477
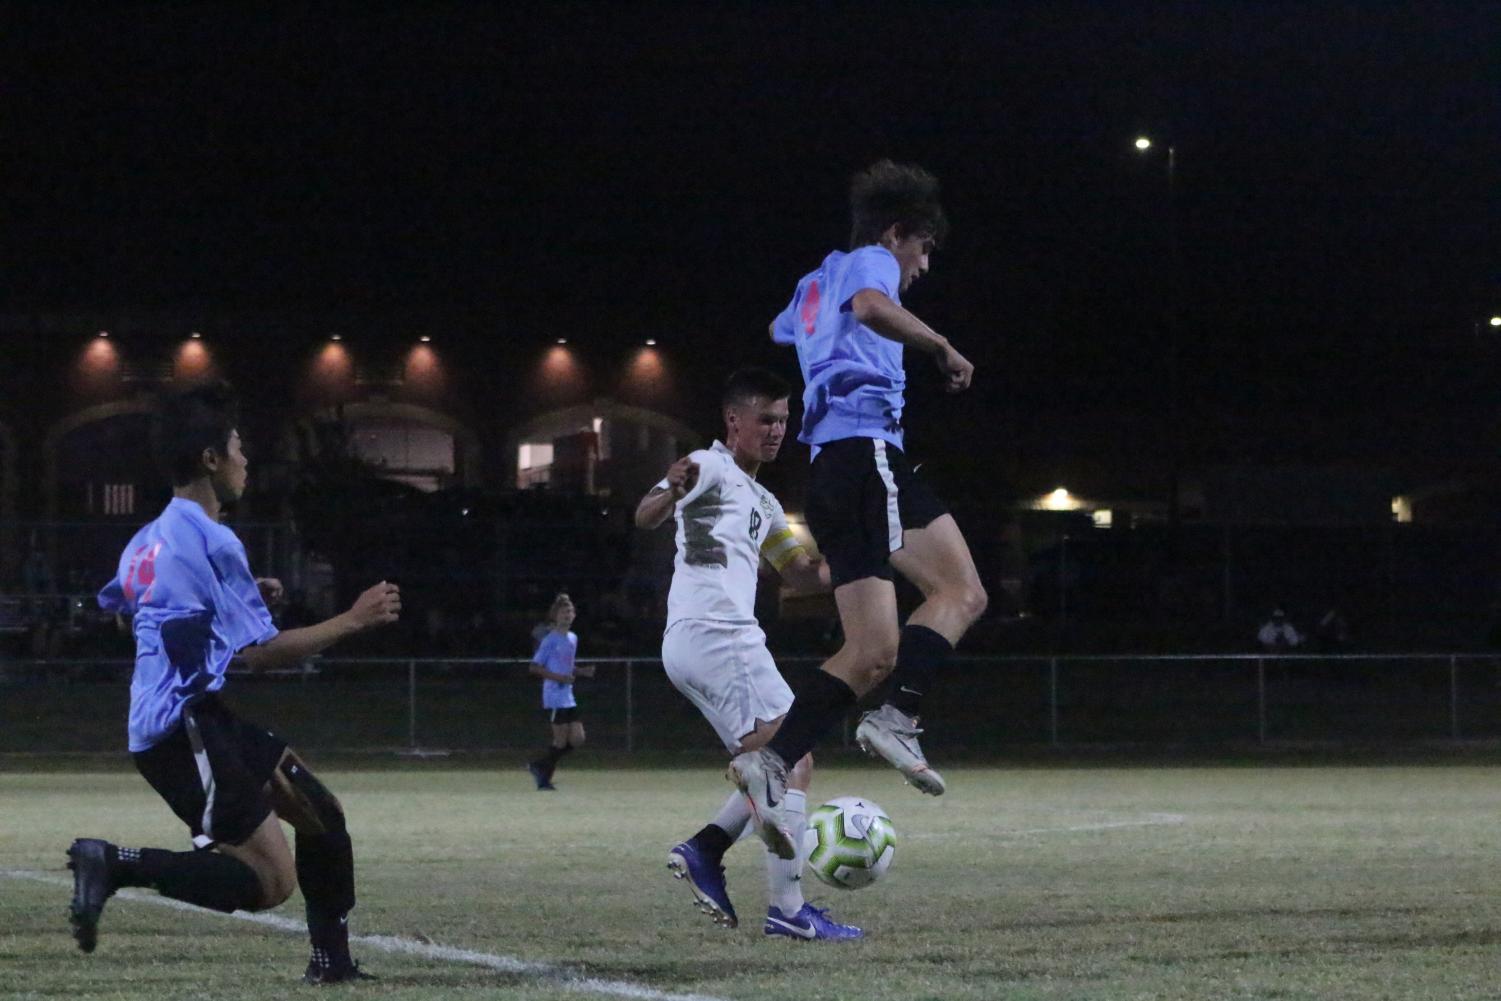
left=849, top=159, right=949, bottom=249
left=152, top=380, right=240, bottom=486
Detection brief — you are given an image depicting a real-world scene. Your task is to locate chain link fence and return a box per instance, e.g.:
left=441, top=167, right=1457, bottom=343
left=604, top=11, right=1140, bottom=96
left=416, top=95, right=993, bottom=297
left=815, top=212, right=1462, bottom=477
left=6, top=653, right=1501, bottom=755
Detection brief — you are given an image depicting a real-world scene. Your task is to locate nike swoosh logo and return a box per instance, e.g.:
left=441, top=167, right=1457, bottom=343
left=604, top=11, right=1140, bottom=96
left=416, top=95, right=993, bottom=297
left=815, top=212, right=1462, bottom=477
left=765, top=916, right=816, bottom=939
left=898, top=686, right=922, bottom=695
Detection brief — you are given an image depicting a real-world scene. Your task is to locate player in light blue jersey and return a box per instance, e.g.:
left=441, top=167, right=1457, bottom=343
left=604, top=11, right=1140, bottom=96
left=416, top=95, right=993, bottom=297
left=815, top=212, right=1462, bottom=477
left=527, top=592, right=594, bottom=789
left=731, top=161, right=987, bottom=825
left=65, top=381, right=401, bottom=984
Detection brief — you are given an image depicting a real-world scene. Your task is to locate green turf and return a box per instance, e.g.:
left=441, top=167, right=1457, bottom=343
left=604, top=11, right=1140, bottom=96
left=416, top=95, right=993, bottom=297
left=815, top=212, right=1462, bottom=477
left=5, top=762, right=1501, bottom=1000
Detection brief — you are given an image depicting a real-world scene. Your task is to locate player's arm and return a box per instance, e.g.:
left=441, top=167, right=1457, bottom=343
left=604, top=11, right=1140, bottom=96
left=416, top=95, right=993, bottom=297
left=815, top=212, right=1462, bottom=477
left=776, top=548, right=831, bottom=594
left=634, top=455, right=700, bottom=529
left=238, top=581, right=400, bottom=671
left=528, top=662, right=574, bottom=683
left=850, top=288, right=974, bottom=393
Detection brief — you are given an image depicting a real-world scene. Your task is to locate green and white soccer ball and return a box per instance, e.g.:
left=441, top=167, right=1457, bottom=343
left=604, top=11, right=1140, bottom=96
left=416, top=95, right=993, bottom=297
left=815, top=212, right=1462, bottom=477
left=804, top=796, right=896, bottom=890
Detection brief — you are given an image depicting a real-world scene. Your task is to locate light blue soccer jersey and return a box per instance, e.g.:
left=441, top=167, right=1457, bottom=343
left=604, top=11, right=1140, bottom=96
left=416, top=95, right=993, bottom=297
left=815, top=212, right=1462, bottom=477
left=98, top=498, right=279, bottom=752
left=534, top=630, right=579, bottom=710
left=772, top=245, right=907, bottom=451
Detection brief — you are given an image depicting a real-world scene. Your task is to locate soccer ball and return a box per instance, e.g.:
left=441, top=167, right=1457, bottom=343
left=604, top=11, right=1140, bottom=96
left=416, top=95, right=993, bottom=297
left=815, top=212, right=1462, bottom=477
left=804, top=796, right=896, bottom=890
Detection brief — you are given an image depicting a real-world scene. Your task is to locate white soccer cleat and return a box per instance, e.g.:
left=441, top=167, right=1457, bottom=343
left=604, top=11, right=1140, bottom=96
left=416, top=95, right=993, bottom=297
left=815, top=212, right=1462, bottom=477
left=725, top=748, right=796, bottom=860
left=855, top=704, right=946, bottom=795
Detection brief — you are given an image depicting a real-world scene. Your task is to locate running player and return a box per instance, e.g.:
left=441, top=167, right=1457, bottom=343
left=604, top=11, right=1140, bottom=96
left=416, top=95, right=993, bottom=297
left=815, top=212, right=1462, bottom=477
left=730, top=160, right=986, bottom=835
left=65, top=381, right=402, bottom=983
left=526, top=592, right=593, bottom=790
left=635, top=367, right=861, bottom=941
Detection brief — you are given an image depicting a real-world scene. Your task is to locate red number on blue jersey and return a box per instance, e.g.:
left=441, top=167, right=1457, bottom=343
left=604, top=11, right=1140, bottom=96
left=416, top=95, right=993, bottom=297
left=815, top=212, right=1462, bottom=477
left=122, top=542, right=162, bottom=601
left=799, top=280, right=821, bottom=336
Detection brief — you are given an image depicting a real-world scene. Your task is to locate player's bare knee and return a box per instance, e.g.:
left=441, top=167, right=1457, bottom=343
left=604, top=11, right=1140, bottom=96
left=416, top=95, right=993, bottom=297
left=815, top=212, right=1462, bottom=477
left=246, top=860, right=296, bottom=911
left=959, top=580, right=988, bottom=624
left=570, top=725, right=586, bottom=747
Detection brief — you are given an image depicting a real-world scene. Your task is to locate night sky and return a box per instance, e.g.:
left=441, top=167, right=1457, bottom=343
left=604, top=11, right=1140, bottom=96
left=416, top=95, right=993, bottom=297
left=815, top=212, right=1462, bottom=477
left=6, top=3, right=1500, bottom=493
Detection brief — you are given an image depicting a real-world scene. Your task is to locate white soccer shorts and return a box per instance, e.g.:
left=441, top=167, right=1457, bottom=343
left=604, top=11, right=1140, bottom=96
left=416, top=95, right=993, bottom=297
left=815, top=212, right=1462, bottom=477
left=661, top=619, right=794, bottom=752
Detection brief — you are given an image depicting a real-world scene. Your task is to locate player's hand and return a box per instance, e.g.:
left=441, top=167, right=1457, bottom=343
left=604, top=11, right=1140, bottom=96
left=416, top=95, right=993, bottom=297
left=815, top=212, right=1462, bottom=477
left=937, top=343, right=974, bottom=393
left=255, top=577, right=285, bottom=607
left=666, top=456, right=700, bottom=498
left=349, top=580, right=401, bottom=630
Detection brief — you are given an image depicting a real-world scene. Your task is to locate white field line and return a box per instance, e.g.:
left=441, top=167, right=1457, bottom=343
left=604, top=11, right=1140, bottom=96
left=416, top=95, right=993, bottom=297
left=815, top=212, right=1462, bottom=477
left=906, top=812, right=1188, bottom=840
left=2, top=869, right=731, bottom=1001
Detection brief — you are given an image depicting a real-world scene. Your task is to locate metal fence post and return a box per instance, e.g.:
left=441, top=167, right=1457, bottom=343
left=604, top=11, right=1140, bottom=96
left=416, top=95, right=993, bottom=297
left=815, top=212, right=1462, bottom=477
left=1449, top=654, right=1460, bottom=740
left=625, top=659, right=634, bottom=753
left=1048, top=657, right=1059, bottom=747
left=407, top=659, right=417, bottom=752
left=1256, top=657, right=1266, bottom=745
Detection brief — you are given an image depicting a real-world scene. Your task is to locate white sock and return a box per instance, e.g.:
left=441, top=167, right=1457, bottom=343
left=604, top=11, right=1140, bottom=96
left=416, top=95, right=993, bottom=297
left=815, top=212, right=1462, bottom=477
left=766, top=788, right=807, bottom=915
left=711, top=791, right=752, bottom=841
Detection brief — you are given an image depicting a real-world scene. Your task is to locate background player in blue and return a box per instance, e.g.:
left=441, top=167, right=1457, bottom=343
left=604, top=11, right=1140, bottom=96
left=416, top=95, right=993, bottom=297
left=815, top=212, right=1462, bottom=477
left=527, top=592, right=593, bottom=790
left=734, top=160, right=987, bottom=823
left=65, top=381, right=402, bottom=984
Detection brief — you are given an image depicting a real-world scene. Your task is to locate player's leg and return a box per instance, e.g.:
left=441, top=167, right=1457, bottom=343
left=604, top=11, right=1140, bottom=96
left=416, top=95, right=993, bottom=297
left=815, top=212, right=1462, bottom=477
left=268, top=749, right=373, bottom=984
left=528, top=712, right=569, bottom=789
left=855, top=452, right=986, bottom=796
left=69, top=700, right=285, bottom=952
left=887, top=513, right=988, bottom=712
left=668, top=715, right=779, bottom=929
left=758, top=576, right=899, bottom=785
left=567, top=719, right=586, bottom=748
left=761, top=753, right=863, bottom=942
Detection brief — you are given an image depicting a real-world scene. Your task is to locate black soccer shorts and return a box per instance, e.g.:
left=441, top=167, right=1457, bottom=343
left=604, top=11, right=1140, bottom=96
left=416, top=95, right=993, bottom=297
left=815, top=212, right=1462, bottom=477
left=132, top=694, right=288, bottom=849
left=805, top=436, right=949, bottom=588
left=547, top=706, right=580, bottom=724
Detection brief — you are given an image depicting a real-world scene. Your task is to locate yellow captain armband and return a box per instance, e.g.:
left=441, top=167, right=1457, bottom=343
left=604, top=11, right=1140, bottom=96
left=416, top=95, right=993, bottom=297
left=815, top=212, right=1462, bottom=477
left=760, top=528, right=803, bottom=572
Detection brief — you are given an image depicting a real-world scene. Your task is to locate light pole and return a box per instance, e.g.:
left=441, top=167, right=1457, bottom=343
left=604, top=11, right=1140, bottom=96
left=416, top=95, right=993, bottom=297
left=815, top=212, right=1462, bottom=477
left=1135, top=136, right=1182, bottom=534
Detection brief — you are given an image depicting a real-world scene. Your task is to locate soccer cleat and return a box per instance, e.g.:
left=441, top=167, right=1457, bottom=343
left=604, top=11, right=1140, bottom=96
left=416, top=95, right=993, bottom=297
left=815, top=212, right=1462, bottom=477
left=302, top=959, right=377, bottom=984
left=725, top=748, right=795, bottom=860
left=666, top=839, right=738, bottom=928
left=527, top=761, right=556, bottom=791
left=855, top=704, right=946, bottom=795
left=763, top=903, right=865, bottom=941
left=66, top=838, right=117, bottom=953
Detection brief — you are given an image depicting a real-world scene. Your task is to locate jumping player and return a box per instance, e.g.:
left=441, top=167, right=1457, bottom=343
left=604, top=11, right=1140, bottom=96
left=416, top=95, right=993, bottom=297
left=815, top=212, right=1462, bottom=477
left=635, top=367, right=861, bottom=941
left=66, top=381, right=402, bottom=983
left=730, top=159, right=987, bottom=835
left=527, top=592, right=593, bottom=790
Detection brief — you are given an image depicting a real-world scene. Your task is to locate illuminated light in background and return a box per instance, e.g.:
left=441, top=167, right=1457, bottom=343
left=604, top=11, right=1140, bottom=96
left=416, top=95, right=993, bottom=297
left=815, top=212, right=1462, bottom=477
left=174, top=338, right=215, bottom=381
left=190, top=331, right=202, bottom=339
left=403, top=343, right=444, bottom=396
left=307, top=341, right=355, bottom=401
left=556, top=337, right=568, bottom=345
left=645, top=338, right=657, bottom=346
left=74, top=335, right=122, bottom=394
left=1134, top=136, right=1152, bottom=150
left=1491, top=316, right=1501, bottom=328
left=624, top=345, right=668, bottom=398
left=419, top=334, right=432, bottom=342
left=1392, top=496, right=1413, bottom=523
left=1039, top=487, right=1085, bottom=511
left=330, top=333, right=344, bottom=342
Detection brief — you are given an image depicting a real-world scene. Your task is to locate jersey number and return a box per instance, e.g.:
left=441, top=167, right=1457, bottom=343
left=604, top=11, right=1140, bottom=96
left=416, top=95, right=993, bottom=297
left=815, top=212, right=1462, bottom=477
left=749, top=509, right=762, bottom=542
left=122, top=542, right=162, bottom=601
left=799, top=280, right=821, bottom=336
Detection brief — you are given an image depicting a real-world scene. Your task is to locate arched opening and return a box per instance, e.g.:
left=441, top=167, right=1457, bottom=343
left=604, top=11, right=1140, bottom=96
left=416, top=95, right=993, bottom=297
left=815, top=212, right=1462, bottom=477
left=508, top=398, right=698, bottom=500
left=295, top=401, right=482, bottom=493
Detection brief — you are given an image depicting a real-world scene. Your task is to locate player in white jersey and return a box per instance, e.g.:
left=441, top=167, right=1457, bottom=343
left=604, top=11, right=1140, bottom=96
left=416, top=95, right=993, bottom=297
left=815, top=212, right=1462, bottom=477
left=635, top=367, right=862, bottom=941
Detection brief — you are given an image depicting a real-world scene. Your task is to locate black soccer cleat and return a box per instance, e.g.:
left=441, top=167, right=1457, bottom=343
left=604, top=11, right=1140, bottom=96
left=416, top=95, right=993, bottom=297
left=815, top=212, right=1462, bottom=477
left=302, top=959, right=377, bottom=985
left=66, top=838, right=118, bottom=953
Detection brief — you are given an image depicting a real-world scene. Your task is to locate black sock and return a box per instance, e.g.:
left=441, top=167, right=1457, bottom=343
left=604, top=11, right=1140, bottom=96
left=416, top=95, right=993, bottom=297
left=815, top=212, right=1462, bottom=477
left=111, top=845, right=262, bottom=913
left=297, top=829, right=356, bottom=970
left=885, top=625, right=954, bottom=717
left=540, top=744, right=573, bottom=768
left=691, top=824, right=734, bottom=858
left=765, top=671, right=857, bottom=766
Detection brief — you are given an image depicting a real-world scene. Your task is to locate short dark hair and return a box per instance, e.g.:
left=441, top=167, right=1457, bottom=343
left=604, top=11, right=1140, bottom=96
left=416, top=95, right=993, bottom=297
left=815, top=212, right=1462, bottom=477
left=849, top=159, right=949, bottom=249
left=153, top=380, right=240, bottom=486
left=723, top=367, right=790, bottom=408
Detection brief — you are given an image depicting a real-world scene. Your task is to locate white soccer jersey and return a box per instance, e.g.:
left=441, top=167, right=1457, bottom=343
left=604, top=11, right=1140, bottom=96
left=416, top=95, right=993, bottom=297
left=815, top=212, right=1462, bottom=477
left=660, top=441, right=802, bottom=625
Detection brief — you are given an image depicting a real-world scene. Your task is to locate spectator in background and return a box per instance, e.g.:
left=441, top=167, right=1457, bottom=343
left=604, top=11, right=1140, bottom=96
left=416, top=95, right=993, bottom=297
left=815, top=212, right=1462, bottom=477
left=1257, top=607, right=1304, bottom=651
left=1314, top=606, right=1351, bottom=652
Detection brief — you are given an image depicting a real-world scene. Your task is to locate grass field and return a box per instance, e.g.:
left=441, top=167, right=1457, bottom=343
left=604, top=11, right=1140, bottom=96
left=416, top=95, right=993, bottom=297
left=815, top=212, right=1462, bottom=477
left=5, top=756, right=1501, bottom=1000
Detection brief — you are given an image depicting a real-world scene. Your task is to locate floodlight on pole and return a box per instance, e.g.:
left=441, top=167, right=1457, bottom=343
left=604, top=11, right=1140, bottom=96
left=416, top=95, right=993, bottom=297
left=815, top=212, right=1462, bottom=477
left=1134, top=136, right=1152, bottom=150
